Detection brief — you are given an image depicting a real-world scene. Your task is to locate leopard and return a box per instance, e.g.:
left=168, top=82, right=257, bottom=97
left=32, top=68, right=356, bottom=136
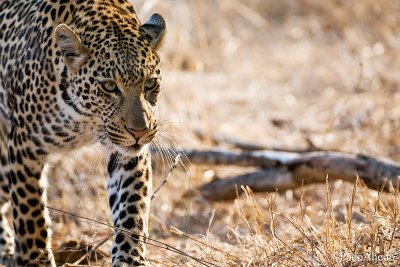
left=0, top=0, right=166, bottom=266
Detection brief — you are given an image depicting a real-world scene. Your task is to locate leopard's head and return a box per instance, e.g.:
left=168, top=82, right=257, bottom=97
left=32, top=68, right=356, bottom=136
left=54, top=6, right=166, bottom=156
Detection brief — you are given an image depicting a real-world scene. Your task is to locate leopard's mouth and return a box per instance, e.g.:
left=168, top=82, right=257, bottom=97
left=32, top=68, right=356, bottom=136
left=99, top=134, right=145, bottom=157
left=100, top=125, right=156, bottom=156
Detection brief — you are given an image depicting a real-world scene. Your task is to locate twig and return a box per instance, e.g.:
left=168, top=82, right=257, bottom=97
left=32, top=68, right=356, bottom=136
left=72, top=233, right=113, bottom=266
left=151, top=154, right=181, bottom=201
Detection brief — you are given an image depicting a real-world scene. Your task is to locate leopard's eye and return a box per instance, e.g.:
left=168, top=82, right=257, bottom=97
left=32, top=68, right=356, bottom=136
left=144, top=78, right=158, bottom=91
left=99, top=80, right=121, bottom=96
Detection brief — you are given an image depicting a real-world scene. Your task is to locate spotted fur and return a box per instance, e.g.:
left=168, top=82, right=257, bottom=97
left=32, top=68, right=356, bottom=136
left=0, top=0, right=166, bottom=266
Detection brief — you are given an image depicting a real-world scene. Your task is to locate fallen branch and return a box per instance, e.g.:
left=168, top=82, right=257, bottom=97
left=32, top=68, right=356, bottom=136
left=162, top=149, right=400, bottom=201
left=193, top=129, right=318, bottom=152
left=179, top=149, right=295, bottom=168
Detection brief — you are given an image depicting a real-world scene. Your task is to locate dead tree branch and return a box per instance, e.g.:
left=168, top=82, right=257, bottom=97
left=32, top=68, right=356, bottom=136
left=164, top=149, right=400, bottom=201
left=193, top=129, right=318, bottom=152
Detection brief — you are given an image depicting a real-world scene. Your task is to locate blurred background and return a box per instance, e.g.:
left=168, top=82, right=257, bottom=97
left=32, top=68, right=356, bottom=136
left=47, top=1, right=400, bottom=266
left=145, top=0, right=400, bottom=159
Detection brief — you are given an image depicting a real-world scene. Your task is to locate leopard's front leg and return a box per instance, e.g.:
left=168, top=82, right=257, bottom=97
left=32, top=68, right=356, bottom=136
left=8, top=126, right=55, bottom=267
left=107, top=151, right=152, bottom=267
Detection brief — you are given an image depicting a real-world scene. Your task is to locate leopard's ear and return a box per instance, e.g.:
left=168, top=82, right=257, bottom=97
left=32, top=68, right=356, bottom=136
left=54, top=24, right=88, bottom=72
left=140, top=13, right=166, bottom=50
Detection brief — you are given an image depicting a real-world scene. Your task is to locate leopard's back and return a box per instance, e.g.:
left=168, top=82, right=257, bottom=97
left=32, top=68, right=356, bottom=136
left=0, top=0, right=40, bottom=119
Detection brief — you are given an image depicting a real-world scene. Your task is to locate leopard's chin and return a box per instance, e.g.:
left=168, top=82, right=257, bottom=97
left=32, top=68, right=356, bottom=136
left=100, top=135, right=151, bottom=157
left=114, top=143, right=147, bottom=157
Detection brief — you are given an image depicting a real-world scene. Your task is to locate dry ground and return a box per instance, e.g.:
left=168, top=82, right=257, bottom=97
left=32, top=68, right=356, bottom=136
left=33, top=1, right=400, bottom=266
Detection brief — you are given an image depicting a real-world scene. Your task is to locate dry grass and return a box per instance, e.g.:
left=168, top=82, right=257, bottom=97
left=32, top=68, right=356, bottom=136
left=41, top=0, right=400, bottom=266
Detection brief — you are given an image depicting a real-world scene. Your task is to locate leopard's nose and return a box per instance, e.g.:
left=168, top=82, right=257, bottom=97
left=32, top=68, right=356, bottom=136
left=126, top=126, right=149, bottom=139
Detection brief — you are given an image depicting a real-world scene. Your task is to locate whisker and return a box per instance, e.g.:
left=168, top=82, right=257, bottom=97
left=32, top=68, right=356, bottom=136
left=155, top=138, right=174, bottom=172
left=152, top=137, right=174, bottom=170
left=154, top=135, right=189, bottom=172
